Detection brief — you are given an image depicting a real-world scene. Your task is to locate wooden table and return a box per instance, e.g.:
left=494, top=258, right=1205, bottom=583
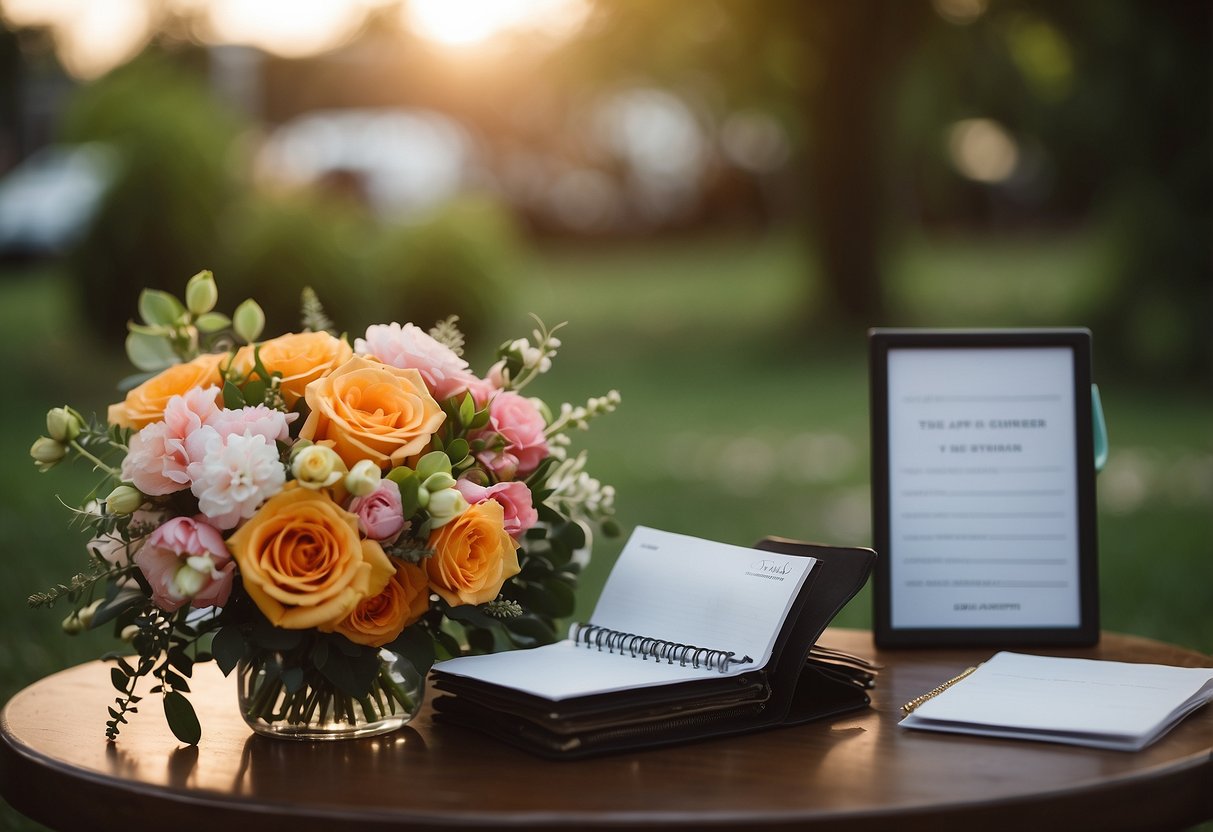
left=2, top=628, right=1211, bottom=831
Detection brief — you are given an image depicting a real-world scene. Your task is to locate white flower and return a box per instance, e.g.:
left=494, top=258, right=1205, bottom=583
left=355, top=322, right=475, bottom=401
left=186, top=427, right=285, bottom=529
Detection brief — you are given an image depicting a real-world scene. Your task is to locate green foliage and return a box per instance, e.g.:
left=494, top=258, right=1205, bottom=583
left=218, top=192, right=373, bottom=334
left=366, top=196, right=521, bottom=340
left=62, top=54, right=243, bottom=337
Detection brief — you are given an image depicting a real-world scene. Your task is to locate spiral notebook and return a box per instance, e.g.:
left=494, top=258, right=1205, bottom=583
left=432, top=527, right=877, bottom=757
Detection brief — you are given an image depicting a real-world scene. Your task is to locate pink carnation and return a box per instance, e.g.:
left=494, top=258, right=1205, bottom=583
left=348, top=479, right=407, bottom=544
left=134, top=517, right=235, bottom=612
left=355, top=322, right=477, bottom=401
left=475, top=392, right=548, bottom=478
left=120, top=386, right=221, bottom=496
left=455, top=479, right=538, bottom=538
left=206, top=405, right=295, bottom=443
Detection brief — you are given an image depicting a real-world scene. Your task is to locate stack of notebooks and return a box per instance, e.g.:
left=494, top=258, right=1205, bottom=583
left=432, top=526, right=877, bottom=758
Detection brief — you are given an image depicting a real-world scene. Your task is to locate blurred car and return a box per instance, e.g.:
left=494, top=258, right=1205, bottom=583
left=0, top=143, right=114, bottom=262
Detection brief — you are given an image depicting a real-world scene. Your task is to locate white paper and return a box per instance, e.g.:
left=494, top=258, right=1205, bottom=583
left=900, top=651, right=1213, bottom=751
left=887, top=347, right=1082, bottom=629
left=434, top=526, right=816, bottom=700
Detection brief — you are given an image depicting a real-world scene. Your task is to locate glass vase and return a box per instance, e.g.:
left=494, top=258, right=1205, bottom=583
left=236, top=650, right=424, bottom=741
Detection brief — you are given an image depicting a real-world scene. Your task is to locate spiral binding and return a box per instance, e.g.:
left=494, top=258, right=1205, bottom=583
left=568, top=623, right=753, bottom=674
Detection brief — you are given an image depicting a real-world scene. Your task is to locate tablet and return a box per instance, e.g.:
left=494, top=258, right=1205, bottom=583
left=869, top=329, right=1099, bottom=647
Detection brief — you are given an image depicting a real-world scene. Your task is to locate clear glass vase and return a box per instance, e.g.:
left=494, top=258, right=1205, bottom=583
left=236, top=650, right=424, bottom=741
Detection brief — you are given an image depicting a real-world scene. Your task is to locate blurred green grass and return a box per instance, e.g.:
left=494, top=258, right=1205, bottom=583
left=2, top=230, right=1211, bottom=830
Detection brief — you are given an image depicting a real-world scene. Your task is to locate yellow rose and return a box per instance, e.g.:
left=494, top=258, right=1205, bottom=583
left=324, top=560, right=430, bottom=647
left=426, top=500, right=520, bottom=606
left=298, top=356, right=445, bottom=470
left=234, top=331, right=352, bottom=408
left=227, top=486, right=394, bottom=630
left=107, top=353, right=227, bottom=429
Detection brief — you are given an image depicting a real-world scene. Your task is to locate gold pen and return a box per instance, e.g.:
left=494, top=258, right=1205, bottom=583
left=901, top=666, right=979, bottom=715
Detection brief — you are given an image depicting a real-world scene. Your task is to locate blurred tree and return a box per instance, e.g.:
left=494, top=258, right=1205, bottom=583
left=60, top=52, right=244, bottom=334
left=565, top=0, right=930, bottom=327
left=891, top=0, right=1211, bottom=377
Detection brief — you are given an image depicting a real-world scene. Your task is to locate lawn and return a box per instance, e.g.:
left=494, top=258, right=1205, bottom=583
left=1, top=230, right=1210, bottom=829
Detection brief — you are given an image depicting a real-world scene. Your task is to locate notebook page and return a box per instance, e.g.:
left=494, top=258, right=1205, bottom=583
left=902, top=651, right=1213, bottom=751
left=434, top=527, right=817, bottom=700
left=435, top=641, right=742, bottom=700
left=588, top=526, right=817, bottom=668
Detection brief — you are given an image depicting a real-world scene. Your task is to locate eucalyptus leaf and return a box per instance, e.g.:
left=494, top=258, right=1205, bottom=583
left=125, top=331, right=178, bottom=372
left=194, top=312, right=231, bottom=333
left=111, top=667, right=128, bottom=693
left=163, top=691, right=201, bottom=745
left=138, top=289, right=186, bottom=327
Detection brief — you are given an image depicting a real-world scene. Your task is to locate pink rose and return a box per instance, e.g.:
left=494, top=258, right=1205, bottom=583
left=120, top=386, right=221, bottom=496
left=206, top=405, right=295, bottom=443
left=455, top=479, right=538, bottom=538
left=348, top=479, right=406, bottom=544
left=355, top=322, right=477, bottom=402
left=134, top=517, right=235, bottom=612
left=475, top=392, right=548, bottom=478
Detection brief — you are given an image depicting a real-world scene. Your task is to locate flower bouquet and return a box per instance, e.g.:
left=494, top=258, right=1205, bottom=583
left=29, top=271, right=618, bottom=743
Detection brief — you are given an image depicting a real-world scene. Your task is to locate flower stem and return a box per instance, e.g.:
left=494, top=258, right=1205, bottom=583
left=70, top=441, right=119, bottom=477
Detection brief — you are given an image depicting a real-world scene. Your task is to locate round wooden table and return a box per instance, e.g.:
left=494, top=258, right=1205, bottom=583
left=2, top=628, right=1211, bottom=831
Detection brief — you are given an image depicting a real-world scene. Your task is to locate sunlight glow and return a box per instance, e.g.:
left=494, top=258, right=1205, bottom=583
left=2, top=0, right=151, bottom=78
left=947, top=118, right=1019, bottom=184
left=205, top=0, right=375, bottom=58
left=403, top=0, right=587, bottom=47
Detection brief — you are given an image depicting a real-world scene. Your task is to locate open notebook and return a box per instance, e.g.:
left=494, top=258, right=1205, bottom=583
left=432, top=526, right=877, bottom=757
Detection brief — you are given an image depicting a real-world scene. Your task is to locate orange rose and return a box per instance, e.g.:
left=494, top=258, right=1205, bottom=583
left=426, top=500, right=520, bottom=606
left=298, top=356, right=445, bottom=470
left=107, top=353, right=227, bottom=429
left=227, top=486, right=395, bottom=630
left=234, top=331, right=352, bottom=408
left=324, top=560, right=430, bottom=647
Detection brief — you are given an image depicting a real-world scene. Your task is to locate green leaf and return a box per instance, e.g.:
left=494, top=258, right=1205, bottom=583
left=458, top=393, right=476, bottom=428
left=163, top=691, right=201, bottom=745
left=138, top=289, right=186, bottom=327
left=243, top=378, right=267, bottom=406
left=251, top=620, right=304, bottom=651
left=222, top=380, right=245, bottom=410
left=502, top=614, right=558, bottom=648
left=525, top=456, right=558, bottom=488
left=163, top=671, right=190, bottom=693
left=91, top=587, right=146, bottom=630
left=469, top=407, right=491, bottom=430
left=398, top=475, right=421, bottom=518
left=553, top=520, right=586, bottom=552
left=433, top=630, right=462, bottom=660
left=125, top=331, right=178, bottom=372
left=111, top=667, right=128, bottom=693
left=210, top=627, right=245, bottom=675
left=445, top=438, right=469, bottom=465
left=384, top=627, right=436, bottom=676
left=318, top=648, right=379, bottom=697
left=194, top=312, right=231, bottom=333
